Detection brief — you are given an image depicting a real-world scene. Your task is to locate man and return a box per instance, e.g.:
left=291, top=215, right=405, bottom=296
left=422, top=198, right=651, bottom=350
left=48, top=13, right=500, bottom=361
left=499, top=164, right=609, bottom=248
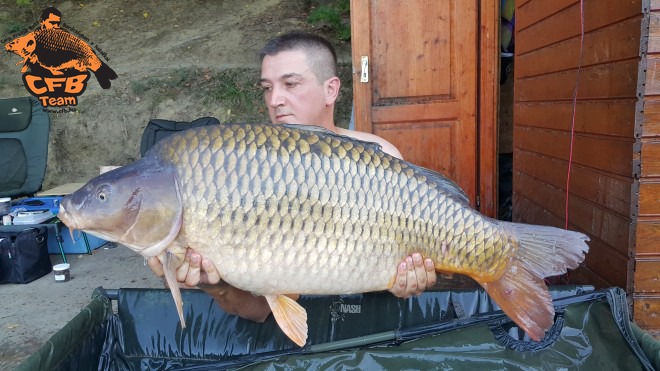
left=40, top=7, right=62, bottom=29
left=148, top=32, right=438, bottom=322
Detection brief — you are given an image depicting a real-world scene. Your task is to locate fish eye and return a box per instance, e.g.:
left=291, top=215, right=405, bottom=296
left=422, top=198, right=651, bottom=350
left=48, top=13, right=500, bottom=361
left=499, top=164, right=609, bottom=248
left=96, top=185, right=110, bottom=202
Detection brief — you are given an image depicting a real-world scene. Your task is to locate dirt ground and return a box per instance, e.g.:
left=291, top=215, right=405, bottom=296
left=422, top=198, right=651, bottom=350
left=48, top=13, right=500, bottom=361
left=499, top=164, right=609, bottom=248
left=0, top=0, right=352, bottom=367
left=0, top=0, right=353, bottom=190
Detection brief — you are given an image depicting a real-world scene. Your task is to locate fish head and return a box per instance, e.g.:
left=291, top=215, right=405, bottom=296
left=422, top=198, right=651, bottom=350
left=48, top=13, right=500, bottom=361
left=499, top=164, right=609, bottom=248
left=5, top=33, right=35, bottom=57
left=58, top=157, right=184, bottom=257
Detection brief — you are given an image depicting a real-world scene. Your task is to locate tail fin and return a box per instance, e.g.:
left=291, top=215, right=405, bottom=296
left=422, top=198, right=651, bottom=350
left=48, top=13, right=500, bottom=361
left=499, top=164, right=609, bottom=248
left=94, top=62, right=118, bottom=89
left=479, top=224, right=589, bottom=341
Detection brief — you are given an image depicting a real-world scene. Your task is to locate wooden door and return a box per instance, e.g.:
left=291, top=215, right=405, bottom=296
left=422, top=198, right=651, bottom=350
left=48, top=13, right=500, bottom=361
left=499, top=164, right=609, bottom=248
left=351, top=0, right=498, bottom=214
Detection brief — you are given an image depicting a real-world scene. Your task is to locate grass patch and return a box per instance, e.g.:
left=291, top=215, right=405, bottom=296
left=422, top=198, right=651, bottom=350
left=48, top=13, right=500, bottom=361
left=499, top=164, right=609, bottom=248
left=202, top=68, right=268, bottom=122
left=308, top=0, right=351, bottom=41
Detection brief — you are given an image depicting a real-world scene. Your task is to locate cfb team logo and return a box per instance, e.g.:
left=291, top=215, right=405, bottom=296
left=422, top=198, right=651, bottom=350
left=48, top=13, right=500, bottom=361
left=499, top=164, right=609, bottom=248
left=4, top=7, right=117, bottom=110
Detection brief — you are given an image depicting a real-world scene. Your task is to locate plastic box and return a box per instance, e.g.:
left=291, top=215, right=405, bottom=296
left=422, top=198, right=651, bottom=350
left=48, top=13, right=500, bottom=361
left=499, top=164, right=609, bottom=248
left=11, top=197, right=62, bottom=215
left=47, top=224, right=108, bottom=255
left=13, top=211, right=55, bottom=225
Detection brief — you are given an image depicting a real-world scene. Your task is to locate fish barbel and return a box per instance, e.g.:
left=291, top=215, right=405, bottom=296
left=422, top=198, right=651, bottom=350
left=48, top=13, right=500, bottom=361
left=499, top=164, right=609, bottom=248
left=58, top=123, right=589, bottom=346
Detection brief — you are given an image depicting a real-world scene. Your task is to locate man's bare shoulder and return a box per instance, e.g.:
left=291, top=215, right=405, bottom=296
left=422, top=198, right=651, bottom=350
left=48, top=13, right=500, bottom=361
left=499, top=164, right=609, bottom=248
left=336, top=127, right=403, bottom=159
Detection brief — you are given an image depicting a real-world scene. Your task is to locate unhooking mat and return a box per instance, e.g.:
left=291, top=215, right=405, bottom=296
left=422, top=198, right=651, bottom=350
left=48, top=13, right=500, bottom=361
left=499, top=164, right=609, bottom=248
left=17, top=286, right=658, bottom=370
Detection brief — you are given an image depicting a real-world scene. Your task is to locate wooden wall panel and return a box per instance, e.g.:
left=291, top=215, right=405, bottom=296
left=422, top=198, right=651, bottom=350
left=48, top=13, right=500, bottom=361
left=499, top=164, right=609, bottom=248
left=636, top=221, right=660, bottom=255
left=641, top=99, right=660, bottom=136
left=648, top=12, right=660, bottom=52
left=514, top=150, right=632, bottom=217
left=635, top=260, right=660, bottom=293
left=515, top=0, right=650, bottom=330
left=516, top=0, right=573, bottom=31
left=643, top=55, right=660, bottom=94
left=516, top=0, right=642, bottom=55
left=637, top=5, right=660, bottom=334
left=516, top=61, right=639, bottom=101
left=639, top=181, right=660, bottom=215
left=517, top=17, right=642, bottom=79
left=514, top=101, right=636, bottom=137
left=514, top=127, right=634, bottom=177
left=641, top=140, right=660, bottom=176
left=514, top=172, right=631, bottom=254
left=634, top=296, right=660, bottom=330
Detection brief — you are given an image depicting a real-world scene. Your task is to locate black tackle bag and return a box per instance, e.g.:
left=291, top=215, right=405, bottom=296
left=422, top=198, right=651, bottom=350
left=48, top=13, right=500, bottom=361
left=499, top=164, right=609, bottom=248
left=140, top=116, right=220, bottom=157
left=0, top=226, right=51, bottom=284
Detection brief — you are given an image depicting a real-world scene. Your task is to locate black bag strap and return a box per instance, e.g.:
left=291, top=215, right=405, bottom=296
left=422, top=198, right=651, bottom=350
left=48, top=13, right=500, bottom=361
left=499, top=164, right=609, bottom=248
left=140, top=117, right=220, bottom=157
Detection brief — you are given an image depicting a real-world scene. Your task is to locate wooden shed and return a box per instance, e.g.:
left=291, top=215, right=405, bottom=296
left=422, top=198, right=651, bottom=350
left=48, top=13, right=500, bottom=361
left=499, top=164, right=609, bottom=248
left=514, top=0, right=659, bottom=337
left=350, top=0, right=659, bottom=337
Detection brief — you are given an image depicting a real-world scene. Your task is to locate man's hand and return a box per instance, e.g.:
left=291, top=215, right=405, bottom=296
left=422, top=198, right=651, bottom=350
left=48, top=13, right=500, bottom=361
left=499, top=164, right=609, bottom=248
left=147, top=249, right=272, bottom=322
left=147, top=249, right=221, bottom=287
left=389, top=252, right=438, bottom=299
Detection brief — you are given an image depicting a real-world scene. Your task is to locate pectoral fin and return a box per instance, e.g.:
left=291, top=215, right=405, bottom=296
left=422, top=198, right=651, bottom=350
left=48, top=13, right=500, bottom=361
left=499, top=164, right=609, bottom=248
left=264, top=294, right=308, bottom=347
left=160, top=250, right=186, bottom=328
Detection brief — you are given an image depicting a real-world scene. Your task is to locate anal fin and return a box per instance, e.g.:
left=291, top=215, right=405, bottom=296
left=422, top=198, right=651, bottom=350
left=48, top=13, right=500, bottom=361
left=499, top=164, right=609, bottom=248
left=265, top=294, right=308, bottom=347
left=478, top=259, right=554, bottom=341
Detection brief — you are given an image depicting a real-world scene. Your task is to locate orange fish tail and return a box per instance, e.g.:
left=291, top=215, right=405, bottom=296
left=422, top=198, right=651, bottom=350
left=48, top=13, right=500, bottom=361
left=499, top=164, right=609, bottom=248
left=479, top=223, right=590, bottom=341
left=478, top=260, right=553, bottom=341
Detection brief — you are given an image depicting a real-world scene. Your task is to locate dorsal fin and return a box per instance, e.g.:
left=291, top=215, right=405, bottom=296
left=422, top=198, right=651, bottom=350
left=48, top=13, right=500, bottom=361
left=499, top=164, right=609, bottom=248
left=410, top=163, right=470, bottom=206
left=283, top=123, right=470, bottom=205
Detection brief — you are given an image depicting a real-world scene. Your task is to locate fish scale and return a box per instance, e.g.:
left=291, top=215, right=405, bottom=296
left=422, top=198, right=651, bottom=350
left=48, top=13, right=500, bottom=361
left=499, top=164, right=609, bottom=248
left=59, top=122, right=589, bottom=346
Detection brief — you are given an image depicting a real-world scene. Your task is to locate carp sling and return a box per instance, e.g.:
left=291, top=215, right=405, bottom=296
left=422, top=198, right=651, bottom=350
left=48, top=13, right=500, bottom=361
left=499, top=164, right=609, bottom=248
left=58, top=123, right=589, bottom=346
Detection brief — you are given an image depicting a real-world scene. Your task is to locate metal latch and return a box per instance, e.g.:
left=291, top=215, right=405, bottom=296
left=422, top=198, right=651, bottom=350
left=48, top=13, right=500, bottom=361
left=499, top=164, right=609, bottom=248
left=360, top=56, right=369, bottom=83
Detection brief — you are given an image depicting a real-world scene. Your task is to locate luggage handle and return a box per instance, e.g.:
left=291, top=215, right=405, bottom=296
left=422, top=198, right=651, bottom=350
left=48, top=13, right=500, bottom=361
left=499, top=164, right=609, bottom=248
left=489, top=308, right=566, bottom=351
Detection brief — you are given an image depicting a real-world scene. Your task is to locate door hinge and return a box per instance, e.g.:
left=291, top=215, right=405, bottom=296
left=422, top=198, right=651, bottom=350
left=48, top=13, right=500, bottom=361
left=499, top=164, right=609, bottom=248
left=360, top=56, right=369, bottom=83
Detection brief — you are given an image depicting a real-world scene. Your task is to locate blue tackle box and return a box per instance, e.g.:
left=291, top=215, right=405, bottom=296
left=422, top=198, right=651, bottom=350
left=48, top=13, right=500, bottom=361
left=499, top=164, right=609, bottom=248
left=11, top=196, right=62, bottom=215
left=10, top=197, right=108, bottom=254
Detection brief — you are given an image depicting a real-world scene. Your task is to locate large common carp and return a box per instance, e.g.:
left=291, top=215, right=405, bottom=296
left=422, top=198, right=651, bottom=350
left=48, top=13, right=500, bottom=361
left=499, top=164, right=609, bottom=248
left=58, top=123, right=589, bottom=346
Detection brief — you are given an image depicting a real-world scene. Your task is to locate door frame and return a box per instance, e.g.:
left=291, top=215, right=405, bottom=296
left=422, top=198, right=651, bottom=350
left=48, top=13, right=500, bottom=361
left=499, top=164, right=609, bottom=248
left=351, top=0, right=499, bottom=217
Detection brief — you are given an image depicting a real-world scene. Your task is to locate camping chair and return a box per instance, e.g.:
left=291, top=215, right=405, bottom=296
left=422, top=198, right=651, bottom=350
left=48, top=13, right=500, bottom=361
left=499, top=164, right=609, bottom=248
left=0, top=97, right=71, bottom=262
left=0, top=96, right=50, bottom=198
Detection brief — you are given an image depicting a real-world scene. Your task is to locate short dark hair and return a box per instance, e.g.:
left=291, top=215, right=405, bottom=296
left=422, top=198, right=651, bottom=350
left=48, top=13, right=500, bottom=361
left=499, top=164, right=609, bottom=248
left=41, top=7, right=62, bottom=22
left=260, top=31, right=338, bottom=82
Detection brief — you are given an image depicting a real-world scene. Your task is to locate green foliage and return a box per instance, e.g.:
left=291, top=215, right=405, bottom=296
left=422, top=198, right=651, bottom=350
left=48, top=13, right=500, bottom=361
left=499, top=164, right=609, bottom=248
left=204, top=69, right=267, bottom=121
left=5, top=20, right=28, bottom=34
left=307, top=0, right=351, bottom=41
left=16, top=0, right=33, bottom=5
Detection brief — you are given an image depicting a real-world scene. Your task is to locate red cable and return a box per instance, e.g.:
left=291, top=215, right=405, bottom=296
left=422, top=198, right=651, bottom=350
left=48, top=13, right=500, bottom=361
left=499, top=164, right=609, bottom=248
left=565, top=0, right=585, bottom=230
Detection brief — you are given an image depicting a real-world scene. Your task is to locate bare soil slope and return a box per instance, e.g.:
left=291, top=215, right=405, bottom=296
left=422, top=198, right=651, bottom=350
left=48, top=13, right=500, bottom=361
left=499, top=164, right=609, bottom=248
left=0, top=0, right=352, bottom=189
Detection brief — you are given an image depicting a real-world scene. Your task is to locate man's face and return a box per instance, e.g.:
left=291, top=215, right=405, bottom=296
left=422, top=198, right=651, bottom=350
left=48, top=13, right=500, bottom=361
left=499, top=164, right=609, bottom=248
left=260, top=50, right=331, bottom=128
left=41, top=14, right=61, bottom=29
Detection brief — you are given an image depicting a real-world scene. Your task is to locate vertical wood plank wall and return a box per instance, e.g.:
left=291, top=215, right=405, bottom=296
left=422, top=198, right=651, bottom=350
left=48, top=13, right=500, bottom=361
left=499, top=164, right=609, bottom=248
left=637, top=0, right=660, bottom=335
left=514, top=0, right=658, bottom=334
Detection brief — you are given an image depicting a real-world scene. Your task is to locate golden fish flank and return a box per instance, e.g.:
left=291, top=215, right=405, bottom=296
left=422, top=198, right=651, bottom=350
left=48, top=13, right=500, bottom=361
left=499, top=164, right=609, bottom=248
left=57, top=123, right=589, bottom=347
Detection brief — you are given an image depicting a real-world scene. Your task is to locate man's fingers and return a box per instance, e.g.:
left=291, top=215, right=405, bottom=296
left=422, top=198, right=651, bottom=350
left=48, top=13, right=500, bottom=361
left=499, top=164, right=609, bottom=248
left=424, top=258, right=437, bottom=287
left=146, top=256, right=164, bottom=277
left=184, top=253, right=202, bottom=286
left=200, top=258, right=222, bottom=285
left=411, top=253, right=427, bottom=295
left=406, top=256, right=418, bottom=296
left=389, top=261, right=408, bottom=297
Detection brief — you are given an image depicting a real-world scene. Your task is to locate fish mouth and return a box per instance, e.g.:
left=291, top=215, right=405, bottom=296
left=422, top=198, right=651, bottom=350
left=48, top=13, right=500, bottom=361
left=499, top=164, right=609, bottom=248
left=58, top=203, right=119, bottom=245
left=57, top=203, right=76, bottom=229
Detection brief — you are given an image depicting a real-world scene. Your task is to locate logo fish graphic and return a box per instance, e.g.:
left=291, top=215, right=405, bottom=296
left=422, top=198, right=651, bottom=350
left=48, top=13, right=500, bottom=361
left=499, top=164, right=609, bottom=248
left=4, top=7, right=117, bottom=108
